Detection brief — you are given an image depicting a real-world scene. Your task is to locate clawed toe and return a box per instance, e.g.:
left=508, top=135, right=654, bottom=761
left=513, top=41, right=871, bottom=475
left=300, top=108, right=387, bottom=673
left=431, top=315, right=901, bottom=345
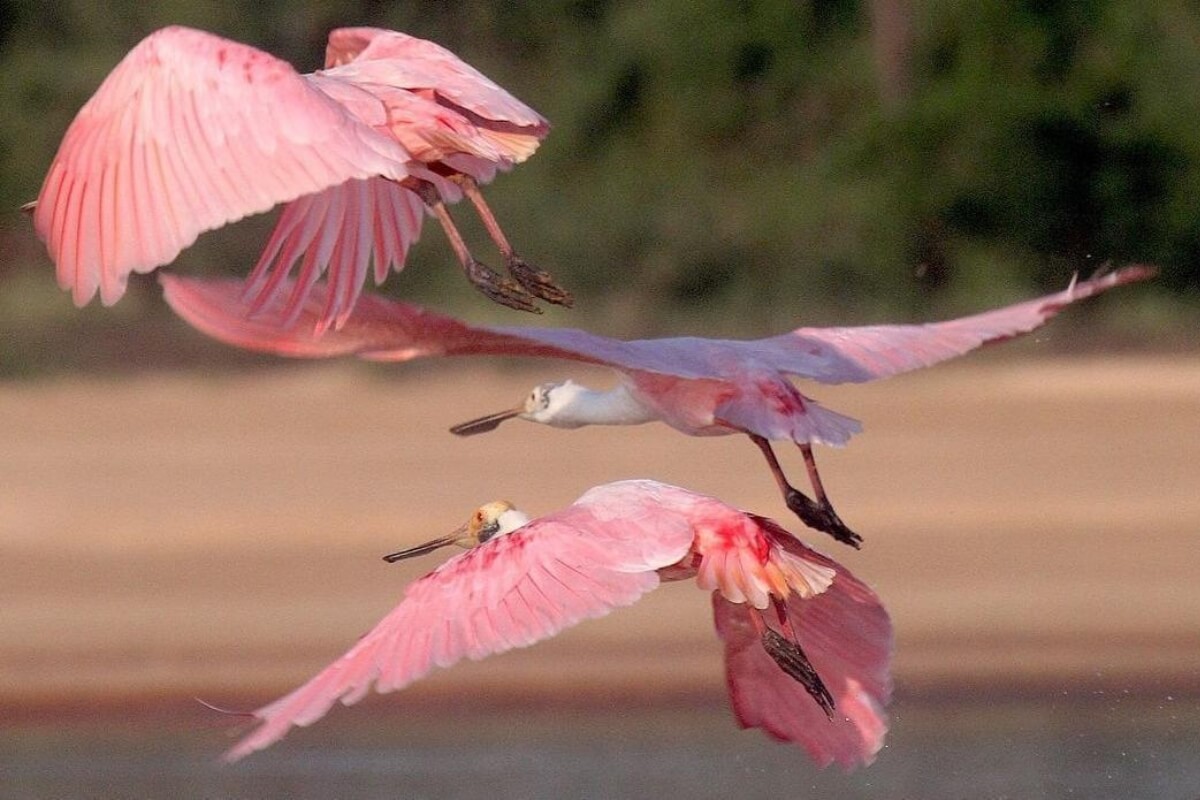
left=784, top=490, right=863, bottom=549
left=465, top=258, right=542, bottom=314
left=507, top=255, right=574, bottom=308
left=761, top=628, right=835, bottom=717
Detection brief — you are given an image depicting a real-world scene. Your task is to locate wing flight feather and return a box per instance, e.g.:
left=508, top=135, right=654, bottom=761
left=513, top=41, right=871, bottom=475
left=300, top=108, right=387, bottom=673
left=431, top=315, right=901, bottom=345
left=33, top=26, right=411, bottom=307
left=224, top=480, right=695, bottom=761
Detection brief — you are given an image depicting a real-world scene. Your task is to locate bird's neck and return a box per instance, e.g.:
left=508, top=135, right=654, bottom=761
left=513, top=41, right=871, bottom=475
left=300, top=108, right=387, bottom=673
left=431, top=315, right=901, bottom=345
left=553, top=383, right=657, bottom=428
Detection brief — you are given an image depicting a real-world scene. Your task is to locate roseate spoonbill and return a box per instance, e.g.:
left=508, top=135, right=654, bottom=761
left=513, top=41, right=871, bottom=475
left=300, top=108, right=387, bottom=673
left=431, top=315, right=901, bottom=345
left=160, top=265, right=1155, bottom=547
left=218, top=480, right=892, bottom=767
left=28, top=25, right=568, bottom=329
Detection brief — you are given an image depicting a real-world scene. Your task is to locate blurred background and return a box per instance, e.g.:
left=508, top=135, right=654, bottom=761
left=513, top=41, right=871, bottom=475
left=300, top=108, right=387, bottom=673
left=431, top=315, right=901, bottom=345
left=2, top=0, right=1198, bottom=370
left=1, top=1, right=1198, bottom=798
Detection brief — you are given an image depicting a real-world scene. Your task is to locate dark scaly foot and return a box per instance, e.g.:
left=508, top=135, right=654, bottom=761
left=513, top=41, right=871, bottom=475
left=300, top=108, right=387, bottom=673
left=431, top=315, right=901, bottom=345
left=784, top=489, right=862, bottom=549
left=506, top=254, right=574, bottom=308
left=760, top=628, right=835, bottom=718
left=464, top=258, right=542, bottom=314
left=457, top=178, right=572, bottom=309
left=417, top=182, right=543, bottom=314
left=749, top=435, right=863, bottom=548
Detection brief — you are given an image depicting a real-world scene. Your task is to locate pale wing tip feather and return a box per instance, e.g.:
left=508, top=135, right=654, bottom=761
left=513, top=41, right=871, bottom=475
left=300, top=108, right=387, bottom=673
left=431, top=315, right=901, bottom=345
left=1083, top=263, right=1157, bottom=293
left=838, top=678, right=890, bottom=765
left=97, top=268, right=130, bottom=306
left=223, top=737, right=264, bottom=763
left=67, top=271, right=100, bottom=307
left=223, top=712, right=290, bottom=762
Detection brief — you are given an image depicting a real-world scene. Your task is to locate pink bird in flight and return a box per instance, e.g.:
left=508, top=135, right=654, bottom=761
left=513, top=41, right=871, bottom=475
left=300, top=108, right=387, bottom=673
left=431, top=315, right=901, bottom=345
left=218, top=480, right=892, bottom=767
left=162, top=264, right=1155, bottom=548
left=28, top=25, right=569, bottom=330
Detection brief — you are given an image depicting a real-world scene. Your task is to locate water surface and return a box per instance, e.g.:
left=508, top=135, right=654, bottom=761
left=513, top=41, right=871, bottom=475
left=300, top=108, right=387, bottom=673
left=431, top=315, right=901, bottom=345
left=6, top=695, right=1198, bottom=799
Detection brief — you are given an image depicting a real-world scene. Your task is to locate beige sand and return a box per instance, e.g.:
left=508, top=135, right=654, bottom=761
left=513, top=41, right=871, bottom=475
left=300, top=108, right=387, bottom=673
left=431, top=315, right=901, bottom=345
left=2, top=356, right=1197, bottom=708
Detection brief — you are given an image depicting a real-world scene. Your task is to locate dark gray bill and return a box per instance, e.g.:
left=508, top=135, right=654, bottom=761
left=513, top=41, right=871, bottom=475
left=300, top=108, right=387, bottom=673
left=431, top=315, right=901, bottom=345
left=383, top=534, right=459, bottom=563
left=449, top=408, right=522, bottom=436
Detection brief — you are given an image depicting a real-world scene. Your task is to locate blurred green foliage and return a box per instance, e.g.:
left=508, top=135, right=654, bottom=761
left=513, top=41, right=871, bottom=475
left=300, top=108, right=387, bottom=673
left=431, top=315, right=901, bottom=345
left=0, top=0, right=1194, bottom=373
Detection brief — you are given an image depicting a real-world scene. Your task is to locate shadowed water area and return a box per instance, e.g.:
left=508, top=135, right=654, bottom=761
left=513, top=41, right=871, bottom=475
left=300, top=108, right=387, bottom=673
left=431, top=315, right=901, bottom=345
left=6, top=699, right=1200, bottom=799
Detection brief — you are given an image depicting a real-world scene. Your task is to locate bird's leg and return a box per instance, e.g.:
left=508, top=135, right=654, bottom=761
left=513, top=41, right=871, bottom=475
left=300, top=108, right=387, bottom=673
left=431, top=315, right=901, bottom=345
left=753, top=603, right=835, bottom=718
left=749, top=435, right=862, bottom=549
left=459, top=178, right=574, bottom=308
left=410, top=180, right=541, bottom=313
left=771, top=595, right=798, bottom=640
left=796, top=443, right=861, bottom=549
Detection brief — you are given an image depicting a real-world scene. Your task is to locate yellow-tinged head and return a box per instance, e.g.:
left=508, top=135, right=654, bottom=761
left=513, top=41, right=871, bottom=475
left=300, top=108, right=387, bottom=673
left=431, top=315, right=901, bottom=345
left=382, top=500, right=530, bottom=563
left=465, top=500, right=531, bottom=544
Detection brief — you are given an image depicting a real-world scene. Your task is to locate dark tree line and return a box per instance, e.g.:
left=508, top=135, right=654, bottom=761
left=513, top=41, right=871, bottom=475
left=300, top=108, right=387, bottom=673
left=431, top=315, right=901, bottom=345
left=0, top=0, right=1192, bottom=359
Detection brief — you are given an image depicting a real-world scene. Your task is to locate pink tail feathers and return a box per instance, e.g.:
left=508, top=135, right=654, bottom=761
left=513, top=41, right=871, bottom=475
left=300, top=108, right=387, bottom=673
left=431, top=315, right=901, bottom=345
left=711, top=538, right=892, bottom=769
left=715, top=379, right=864, bottom=447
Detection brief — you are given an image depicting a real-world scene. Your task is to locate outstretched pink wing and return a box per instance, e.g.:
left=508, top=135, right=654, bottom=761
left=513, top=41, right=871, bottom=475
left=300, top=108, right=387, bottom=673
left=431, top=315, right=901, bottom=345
left=757, top=265, right=1157, bottom=383
left=162, top=266, right=1153, bottom=385
left=224, top=480, right=696, bottom=761
left=713, top=523, right=892, bottom=770
left=33, top=26, right=412, bottom=307
left=161, top=274, right=634, bottom=363
left=161, top=274, right=581, bottom=360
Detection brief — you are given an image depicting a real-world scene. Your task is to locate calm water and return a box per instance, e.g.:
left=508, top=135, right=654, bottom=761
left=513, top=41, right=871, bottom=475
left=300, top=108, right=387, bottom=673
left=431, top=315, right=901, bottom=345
left=5, top=694, right=1199, bottom=799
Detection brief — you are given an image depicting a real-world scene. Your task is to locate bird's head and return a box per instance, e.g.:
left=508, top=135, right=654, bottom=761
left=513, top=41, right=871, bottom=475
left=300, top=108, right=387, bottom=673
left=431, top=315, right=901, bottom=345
left=449, top=380, right=583, bottom=435
left=382, top=500, right=530, bottom=562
